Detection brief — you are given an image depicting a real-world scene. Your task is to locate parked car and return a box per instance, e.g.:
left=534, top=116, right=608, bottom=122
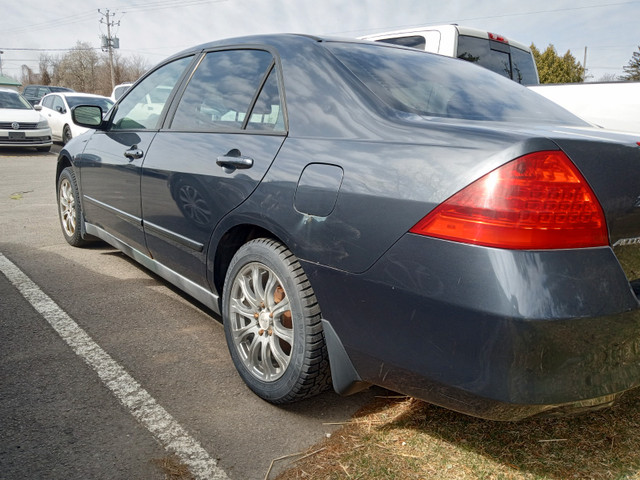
left=56, top=35, right=640, bottom=421
left=0, top=87, right=52, bottom=152
left=22, top=85, right=74, bottom=106
left=39, top=92, right=114, bottom=144
left=110, top=82, right=134, bottom=101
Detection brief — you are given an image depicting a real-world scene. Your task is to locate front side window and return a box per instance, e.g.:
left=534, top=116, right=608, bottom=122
left=52, top=95, right=65, bottom=112
left=41, top=95, right=54, bottom=109
left=111, top=55, right=193, bottom=130
left=171, top=49, right=278, bottom=132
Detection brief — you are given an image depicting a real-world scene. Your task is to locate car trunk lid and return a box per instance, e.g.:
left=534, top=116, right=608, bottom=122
left=551, top=133, right=640, bottom=291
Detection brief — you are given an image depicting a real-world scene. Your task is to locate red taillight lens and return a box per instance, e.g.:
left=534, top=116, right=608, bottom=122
left=410, top=151, right=609, bottom=249
left=488, top=32, right=508, bottom=44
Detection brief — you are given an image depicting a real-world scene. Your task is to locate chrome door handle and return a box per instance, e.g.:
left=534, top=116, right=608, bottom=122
left=124, top=147, right=144, bottom=160
left=216, top=149, right=253, bottom=172
left=216, top=155, right=254, bottom=169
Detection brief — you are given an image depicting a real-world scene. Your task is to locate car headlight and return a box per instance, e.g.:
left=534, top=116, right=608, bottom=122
left=37, top=120, right=49, bottom=129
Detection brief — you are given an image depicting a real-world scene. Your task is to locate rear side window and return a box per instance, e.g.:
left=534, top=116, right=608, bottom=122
left=456, top=35, right=538, bottom=85
left=52, top=95, right=65, bottom=111
left=378, top=36, right=426, bottom=50
left=171, top=49, right=282, bottom=132
left=327, top=42, right=584, bottom=125
left=374, top=31, right=441, bottom=53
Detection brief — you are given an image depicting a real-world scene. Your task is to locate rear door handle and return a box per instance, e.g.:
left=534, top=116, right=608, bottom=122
left=216, top=149, right=253, bottom=171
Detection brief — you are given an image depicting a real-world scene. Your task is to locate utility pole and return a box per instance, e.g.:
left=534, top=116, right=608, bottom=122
left=98, top=8, right=120, bottom=90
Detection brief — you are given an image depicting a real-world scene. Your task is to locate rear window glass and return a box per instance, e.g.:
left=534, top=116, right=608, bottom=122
left=511, top=46, right=539, bottom=85
left=66, top=96, right=114, bottom=112
left=326, top=42, right=584, bottom=125
left=457, top=35, right=538, bottom=85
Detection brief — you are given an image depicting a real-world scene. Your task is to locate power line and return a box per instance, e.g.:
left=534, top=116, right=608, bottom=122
left=332, top=1, right=640, bottom=35
left=0, top=47, right=99, bottom=52
left=0, top=0, right=228, bottom=35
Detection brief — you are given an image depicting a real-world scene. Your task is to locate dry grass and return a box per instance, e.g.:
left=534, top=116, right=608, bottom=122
left=275, top=249, right=640, bottom=480
left=152, top=454, right=195, bottom=480
left=275, top=387, right=640, bottom=480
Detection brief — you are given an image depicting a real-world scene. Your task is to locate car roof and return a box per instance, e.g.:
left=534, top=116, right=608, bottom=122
left=167, top=33, right=362, bottom=60
left=42, top=92, right=111, bottom=99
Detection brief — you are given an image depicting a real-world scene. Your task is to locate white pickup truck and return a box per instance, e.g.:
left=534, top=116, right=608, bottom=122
left=361, top=25, right=640, bottom=134
left=529, top=82, right=640, bottom=133
left=360, top=25, right=540, bottom=85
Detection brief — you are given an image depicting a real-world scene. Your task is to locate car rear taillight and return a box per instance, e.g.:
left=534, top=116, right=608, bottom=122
left=410, top=151, right=609, bottom=249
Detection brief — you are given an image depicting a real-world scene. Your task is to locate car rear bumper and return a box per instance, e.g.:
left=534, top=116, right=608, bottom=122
left=305, top=235, right=640, bottom=420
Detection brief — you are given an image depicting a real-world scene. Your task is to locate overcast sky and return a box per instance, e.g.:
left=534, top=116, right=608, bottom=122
left=1, top=0, right=638, bottom=82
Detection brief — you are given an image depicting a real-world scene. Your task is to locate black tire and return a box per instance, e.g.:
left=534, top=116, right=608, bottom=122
left=62, top=125, right=72, bottom=145
left=222, top=238, right=331, bottom=404
left=57, top=167, right=91, bottom=247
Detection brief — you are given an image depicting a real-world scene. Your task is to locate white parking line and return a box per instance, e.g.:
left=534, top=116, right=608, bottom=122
left=0, top=253, right=230, bottom=480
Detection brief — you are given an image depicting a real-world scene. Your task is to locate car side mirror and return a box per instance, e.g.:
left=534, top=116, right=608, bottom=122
left=34, top=105, right=42, bottom=111
left=71, top=105, right=105, bottom=129
left=56, top=106, right=66, bottom=114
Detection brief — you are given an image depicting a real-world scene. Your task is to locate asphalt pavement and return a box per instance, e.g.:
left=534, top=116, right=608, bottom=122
left=0, top=146, right=377, bottom=480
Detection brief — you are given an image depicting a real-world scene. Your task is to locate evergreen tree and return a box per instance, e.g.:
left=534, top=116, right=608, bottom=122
left=621, top=46, right=640, bottom=80
left=530, top=43, right=585, bottom=84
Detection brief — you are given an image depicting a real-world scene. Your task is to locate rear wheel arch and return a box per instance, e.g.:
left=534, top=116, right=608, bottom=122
left=211, top=224, right=279, bottom=298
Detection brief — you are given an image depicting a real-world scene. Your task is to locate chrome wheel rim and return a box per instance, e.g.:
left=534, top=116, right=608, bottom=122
left=59, top=178, right=76, bottom=237
left=229, top=262, right=293, bottom=382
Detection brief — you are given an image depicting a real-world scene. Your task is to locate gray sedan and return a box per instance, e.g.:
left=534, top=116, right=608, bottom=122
left=56, top=34, right=640, bottom=420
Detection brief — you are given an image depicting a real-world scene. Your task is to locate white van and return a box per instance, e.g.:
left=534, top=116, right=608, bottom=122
left=361, top=25, right=539, bottom=85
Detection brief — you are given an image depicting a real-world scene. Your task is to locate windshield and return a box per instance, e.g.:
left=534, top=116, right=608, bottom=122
left=66, top=96, right=114, bottom=111
left=326, top=42, right=585, bottom=126
left=0, top=91, right=33, bottom=110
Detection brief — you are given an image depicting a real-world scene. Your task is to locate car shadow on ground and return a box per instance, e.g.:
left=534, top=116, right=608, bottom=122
left=87, top=243, right=640, bottom=479
left=0, top=148, right=55, bottom=157
left=370, top=386, right=640, bottom=478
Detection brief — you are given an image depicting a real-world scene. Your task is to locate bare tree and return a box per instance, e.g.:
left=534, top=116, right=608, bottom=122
left=23, top=42, right=150, bottom=94
left=596, top=73, right=620, bottom=82
left=20, top=65, right=37, bottom=85
left=57, top=41, right=100, bottom=92
left=39, top=54, right=53, bottom=85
